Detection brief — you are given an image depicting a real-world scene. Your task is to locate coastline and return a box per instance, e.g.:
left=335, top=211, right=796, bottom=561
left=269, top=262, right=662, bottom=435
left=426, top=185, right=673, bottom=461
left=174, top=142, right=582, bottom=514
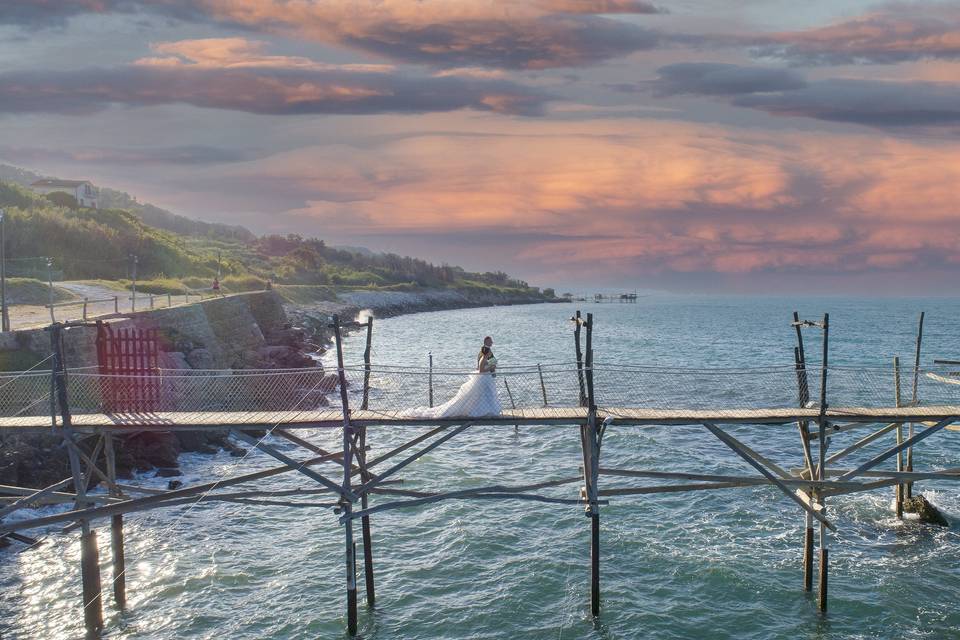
left=285, top=287, right=558, bottom=347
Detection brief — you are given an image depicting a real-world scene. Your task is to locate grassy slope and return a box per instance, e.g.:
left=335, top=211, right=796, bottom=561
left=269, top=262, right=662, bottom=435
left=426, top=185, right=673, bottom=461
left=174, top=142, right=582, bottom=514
left=0, top=179, right=552, bottom=301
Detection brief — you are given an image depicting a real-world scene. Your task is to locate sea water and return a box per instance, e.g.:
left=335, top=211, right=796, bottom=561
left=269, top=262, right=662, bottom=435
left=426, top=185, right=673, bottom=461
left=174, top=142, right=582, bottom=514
left=2, top=295, right=960, bottom=639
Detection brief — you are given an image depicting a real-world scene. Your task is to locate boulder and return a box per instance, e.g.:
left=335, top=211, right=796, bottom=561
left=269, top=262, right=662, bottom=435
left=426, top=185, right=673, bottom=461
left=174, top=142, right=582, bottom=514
left=155, top=467, right=182, bottom=478
left=186, top=348, right=214, bottom=369
left=123, top=432, right=181, bottom=470
left=904, top=495, right=950, bottom=527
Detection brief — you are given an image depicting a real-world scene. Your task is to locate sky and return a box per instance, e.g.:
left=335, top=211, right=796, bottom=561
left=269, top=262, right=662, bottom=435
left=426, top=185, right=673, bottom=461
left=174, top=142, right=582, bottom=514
left=0, top=1, right=959, bottom=294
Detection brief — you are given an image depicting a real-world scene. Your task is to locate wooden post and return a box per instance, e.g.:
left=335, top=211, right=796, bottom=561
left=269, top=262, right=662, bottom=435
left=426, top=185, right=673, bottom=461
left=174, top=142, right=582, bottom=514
left=894, top=357, right=904, bottom=519
left=583, top=313, right=601, bottom=617
left=792, top=313, right=815, bottom=593
left=818, top=313, right=829, bottom=614
left=82, top=298, right=88, bottom=320
left=332, top=315, right=358, bottom=635
left=428, top=352, right=434, bottom=408
left=149, top=294, right=155, bottom=310
left=104, top=432, right=126, bottom=609
left=51, top=324, right=104, bottom=636
left=906, top=311, right=924, bottom=500
left=113, top=296, right=119, bottom=314
left=538, top=363, right=548, bottom=406
left=573, top=310, right=586, bottom=408
left=166, top=293, right=171, bottom=307
left=503, top=377, right=519, bottom=432
left=359, top=316, right=375, bottom=608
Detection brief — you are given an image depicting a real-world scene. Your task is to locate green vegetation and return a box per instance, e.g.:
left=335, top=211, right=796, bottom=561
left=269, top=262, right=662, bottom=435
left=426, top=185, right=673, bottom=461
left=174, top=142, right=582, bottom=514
left=6, top=278, right=75, bottom=305
left=0, top=178, right=552, bottom=299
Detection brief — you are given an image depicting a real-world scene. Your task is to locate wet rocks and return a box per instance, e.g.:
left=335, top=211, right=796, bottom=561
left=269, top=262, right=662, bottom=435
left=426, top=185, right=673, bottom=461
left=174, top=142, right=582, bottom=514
left=904, top=494, right=950, bottom=527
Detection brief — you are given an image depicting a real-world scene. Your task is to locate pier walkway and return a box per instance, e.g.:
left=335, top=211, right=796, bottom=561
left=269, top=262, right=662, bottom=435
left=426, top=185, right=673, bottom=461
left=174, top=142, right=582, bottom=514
left=0, top=311, right=959, bottom=636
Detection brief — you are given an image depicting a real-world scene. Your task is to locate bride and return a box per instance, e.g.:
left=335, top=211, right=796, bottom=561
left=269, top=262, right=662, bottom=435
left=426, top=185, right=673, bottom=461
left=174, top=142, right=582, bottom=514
left=399, top=346, right=502, bottom=418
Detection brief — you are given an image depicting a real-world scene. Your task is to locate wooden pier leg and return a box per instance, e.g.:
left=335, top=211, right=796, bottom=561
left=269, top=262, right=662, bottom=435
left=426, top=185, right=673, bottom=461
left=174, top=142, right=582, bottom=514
left=52, top=323, right=104, bottom=636
left=104, top=433, right=126, bottom=609
left=582, top=313, right=601, bottom=618
left=332, top=315, right=358, bottom=635
left=80, top=527, right=104, bottom=636
left=359, top=317, right=376, bottom=608
left=803, top=510, right=813, bottom=592
left=893, top=357, right=904, bottom=519
left=818, top=521, right=828, bottom=613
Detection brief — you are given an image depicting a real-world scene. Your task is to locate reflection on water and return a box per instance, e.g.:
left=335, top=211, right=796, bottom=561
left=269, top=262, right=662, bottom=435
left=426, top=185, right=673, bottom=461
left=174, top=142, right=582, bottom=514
left=2, top=296, right=960, bottom=639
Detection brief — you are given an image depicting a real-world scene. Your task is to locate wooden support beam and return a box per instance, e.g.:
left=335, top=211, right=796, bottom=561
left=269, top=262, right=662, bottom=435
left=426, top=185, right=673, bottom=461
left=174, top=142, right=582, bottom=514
left=836, top=418, right=955, bottom=481
left=0, top=451, right=350, bottom=535
left=703, top=422, right=836, bottom=532
left=230, top=429, right=357, bottom=501
left=822, top=422, right=900, bottom=468
left=0, top=478, right=72, bottom=519
left=595, top=468, right=863, bottom=490
left=355, top=423, right=472, bottom=496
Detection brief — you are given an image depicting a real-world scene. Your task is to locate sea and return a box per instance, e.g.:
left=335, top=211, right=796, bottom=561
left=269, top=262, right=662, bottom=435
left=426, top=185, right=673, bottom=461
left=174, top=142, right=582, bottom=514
left=2, top=295, right=960, bottom=639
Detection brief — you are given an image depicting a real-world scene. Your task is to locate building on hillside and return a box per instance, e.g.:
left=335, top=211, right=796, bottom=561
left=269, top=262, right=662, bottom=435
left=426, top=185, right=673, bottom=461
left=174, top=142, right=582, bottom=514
left=29, top=179, right=99, bottom=209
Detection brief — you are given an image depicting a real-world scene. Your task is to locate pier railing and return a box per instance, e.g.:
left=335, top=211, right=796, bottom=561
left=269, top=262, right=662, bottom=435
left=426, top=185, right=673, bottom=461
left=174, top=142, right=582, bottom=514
left=1, top=362, right=958, bottom=420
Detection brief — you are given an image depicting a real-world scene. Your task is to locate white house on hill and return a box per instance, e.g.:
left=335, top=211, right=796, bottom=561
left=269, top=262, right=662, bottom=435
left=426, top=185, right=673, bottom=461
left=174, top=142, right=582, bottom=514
left=30, top=179, right=99, bottom=209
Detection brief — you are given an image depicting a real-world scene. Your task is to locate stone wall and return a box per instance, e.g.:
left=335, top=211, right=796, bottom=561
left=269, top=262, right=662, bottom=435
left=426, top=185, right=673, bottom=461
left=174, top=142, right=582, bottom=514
left=0, top=291, right=289, bottom=370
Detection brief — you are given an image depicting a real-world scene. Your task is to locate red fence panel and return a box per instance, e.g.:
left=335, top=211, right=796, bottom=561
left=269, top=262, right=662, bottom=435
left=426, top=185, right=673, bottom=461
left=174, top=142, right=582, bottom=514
left=95, top=322, right=160, bottom=413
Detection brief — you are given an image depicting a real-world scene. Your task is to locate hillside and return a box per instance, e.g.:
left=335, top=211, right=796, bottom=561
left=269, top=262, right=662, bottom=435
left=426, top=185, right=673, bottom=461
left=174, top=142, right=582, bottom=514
left=0, top=171, right=552, bottom=298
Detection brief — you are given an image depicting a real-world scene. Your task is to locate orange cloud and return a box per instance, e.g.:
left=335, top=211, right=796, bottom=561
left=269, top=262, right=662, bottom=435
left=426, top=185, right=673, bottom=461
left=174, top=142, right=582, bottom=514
left=233, top=117, right=960, bottom=278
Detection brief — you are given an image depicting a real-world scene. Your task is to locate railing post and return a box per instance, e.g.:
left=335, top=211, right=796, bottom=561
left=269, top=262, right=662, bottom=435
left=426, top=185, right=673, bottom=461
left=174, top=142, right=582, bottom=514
left=428, top=352, right=434, bottom=408
left=573, top=310, right=586, bottom=407
left=113, top=296, right=119, bottom=314
left=331, top=315, right=358, bottom=636
left=149, top=294, right=155, bottom=310
left=167, top=293, right=172, bottom=307
left=538, top=363, right=548, bottom=406
left=82, top=298, right=88, bottom=320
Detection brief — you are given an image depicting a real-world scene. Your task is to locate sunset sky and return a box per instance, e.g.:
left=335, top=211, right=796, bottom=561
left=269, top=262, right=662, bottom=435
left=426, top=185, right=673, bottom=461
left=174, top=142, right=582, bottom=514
left=1, top=1, right=959, bottom=293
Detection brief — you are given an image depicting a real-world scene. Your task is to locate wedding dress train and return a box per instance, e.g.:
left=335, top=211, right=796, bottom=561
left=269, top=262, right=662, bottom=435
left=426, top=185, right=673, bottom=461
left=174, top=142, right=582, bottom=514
left=399, top=371, right=502, bottom=418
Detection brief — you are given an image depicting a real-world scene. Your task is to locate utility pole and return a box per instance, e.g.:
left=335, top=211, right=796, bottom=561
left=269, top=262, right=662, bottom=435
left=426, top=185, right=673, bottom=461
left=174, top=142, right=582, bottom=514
left=0, top=209, right=8, bottom=332
left=131, top=254, right=138, bottom=312
left=47, top=257, right=55, bottom=324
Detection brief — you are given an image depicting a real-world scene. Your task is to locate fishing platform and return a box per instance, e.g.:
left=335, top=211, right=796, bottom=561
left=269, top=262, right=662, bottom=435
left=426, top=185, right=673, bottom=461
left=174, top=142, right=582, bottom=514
left=0, top=311, right=958, bottom=637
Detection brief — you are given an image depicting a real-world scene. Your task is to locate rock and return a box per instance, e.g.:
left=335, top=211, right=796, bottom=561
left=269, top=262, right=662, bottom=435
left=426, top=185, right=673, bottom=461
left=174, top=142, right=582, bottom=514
left=223, top=440, right=247, bottom=458
left=904, top=495, right=950, bottom=526
left=175, top=429, right=230, bottom=453
left=123, top=432, right=181, bottom=470
left=155, top=467, right=182, bottom=478
left=186, top=348, right=214, bottom=369
left=158, top=351, right=190, bottom=370
left=319, top=373, right=341, bottom=393
left=167, top=480, right=184, bottom=490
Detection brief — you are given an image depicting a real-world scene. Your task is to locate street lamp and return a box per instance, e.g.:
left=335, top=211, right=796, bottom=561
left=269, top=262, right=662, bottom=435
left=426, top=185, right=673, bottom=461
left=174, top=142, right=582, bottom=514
left=0, top=209, right=7, bottom=332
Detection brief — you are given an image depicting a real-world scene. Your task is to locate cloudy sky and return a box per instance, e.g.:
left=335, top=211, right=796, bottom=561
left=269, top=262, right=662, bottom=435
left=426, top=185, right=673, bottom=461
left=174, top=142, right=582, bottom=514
left=1, top=1, right=959, bottom=293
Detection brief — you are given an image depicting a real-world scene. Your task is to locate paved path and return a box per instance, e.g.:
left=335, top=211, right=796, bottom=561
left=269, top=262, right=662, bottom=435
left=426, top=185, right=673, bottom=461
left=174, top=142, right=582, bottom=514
left=4, top=282, right=207, bottom=330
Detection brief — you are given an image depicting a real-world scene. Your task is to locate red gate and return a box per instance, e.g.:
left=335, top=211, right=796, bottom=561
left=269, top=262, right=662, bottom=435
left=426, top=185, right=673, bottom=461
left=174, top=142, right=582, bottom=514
left=95, top=321, right=161, bottom=412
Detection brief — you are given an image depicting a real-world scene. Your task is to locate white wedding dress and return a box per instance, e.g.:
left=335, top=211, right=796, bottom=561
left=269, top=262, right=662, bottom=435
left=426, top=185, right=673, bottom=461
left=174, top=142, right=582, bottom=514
left=399, top=358, right=502, bottom=419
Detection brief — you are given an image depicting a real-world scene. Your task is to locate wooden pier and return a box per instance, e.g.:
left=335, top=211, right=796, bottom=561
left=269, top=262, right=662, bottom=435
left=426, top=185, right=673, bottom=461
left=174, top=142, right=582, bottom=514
left=0, top=311, right=958, bottom=637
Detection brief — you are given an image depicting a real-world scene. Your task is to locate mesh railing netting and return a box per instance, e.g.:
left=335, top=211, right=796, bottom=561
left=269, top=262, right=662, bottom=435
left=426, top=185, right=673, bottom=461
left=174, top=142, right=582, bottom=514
left=0, top=362, right=958, bottom=420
